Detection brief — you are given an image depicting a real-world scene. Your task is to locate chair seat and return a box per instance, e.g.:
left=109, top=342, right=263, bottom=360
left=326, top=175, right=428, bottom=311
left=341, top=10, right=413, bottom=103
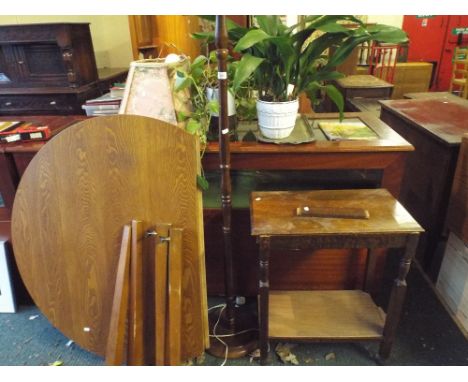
left=453, top=78, right=467, bottom=85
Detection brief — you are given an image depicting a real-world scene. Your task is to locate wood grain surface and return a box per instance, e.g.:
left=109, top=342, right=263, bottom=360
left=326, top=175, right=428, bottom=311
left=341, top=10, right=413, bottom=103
left=251, top=189, right=423, bottom=236
left=105, top=224, right=131, bottom=366
left=380, top=98, right=468, bottom=145
left=268, top=290, right=385, bottom=340
left=11, top=115, right=207, bottom=361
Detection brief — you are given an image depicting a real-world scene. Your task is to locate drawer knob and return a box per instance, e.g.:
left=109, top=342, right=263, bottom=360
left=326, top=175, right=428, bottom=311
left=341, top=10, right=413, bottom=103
left=49, top=101, right=57, bottom=105
left=18, top=60, right=24, bottom=65
left=5, top=101, right=12, bottom=106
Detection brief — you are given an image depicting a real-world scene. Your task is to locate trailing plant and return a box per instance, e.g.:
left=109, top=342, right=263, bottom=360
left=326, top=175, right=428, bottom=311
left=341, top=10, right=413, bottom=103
left=175, top=50, right=258, bottom=141
left=194, top=16, right=408, bottom=118
left=174, top=51, right=257, bottom=189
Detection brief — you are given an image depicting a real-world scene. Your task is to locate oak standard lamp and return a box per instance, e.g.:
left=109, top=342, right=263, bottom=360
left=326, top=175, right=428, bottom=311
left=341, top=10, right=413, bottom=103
left=207, top=15, right=258, bottom=359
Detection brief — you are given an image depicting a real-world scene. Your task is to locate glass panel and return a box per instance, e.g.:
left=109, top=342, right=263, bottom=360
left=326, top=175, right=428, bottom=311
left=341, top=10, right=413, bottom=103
left=203, top=169, right=383, bottom=209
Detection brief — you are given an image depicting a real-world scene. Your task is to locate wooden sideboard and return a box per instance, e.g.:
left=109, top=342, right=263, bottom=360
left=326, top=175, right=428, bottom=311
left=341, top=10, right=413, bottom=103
left=0, top=113, right=413, bottom=297
left=0, top=23, right=128, bottom=115
left=380, top=97, right=468, bottom=280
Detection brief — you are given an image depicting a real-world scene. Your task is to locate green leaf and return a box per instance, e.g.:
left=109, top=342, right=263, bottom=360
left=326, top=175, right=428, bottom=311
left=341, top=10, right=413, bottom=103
left=316, top=22, right=353, bottom=34
left=191, top=66, right=204, bottom=82
left=305, top=15, right=364, bottom=30
left=186, top=119, right=201, bottom=134
left=209, top=50, right=218, bottom=63
left=312, top=71, right=345, bottom=82
left=232, top=54, right=264, bottom=93
left=270, top=36, right=297, bottom=79
left=207, top=100, right=220, bottom=114
left=325, top=34, right=372, bottom=69
left=191, top=55, right=208, bottom=70
left=196, top=175, right=209, bottom=191
left=367, top=24, right=408, bottom=43
left=175, top=76, right=192, bottom=92
left=49, top=360, right=64, bottom=366
left=191, top=31, right=214, bottom=41
left=325, top=84, right=344, bottom=121
left=256, top=15, right=280, bottom=36
left=234, top=29, right=272, bottom=52
left=177, top=111, right=189, bottom=122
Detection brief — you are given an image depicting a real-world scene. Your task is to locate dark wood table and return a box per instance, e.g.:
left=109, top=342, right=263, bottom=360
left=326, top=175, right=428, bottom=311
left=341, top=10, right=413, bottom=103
left=250, top=189, right=423, bottom=364
left=334, top=75, right=393, bottom=113
left=1, top=113, right=414, bottom=296
left=203, top=112, right=411, bottom=196
left=404, top=91, right=461, bottom=101
left=380, top=97, right=468, bottom=280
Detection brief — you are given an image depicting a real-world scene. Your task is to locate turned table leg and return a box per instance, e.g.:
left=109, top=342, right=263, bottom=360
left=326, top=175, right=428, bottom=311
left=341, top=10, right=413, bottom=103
left=259, top=236, right=270, bottom=365
left=379, top=234, right=419, bottom=360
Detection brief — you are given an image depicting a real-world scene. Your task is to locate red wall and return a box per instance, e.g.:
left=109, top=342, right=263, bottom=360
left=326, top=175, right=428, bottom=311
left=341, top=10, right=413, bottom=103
left=403, top=15, right=468, bottom=90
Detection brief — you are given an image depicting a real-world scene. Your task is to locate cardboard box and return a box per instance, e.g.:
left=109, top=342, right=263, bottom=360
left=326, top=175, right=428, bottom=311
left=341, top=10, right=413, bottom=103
left=436, top=232, right=468, bottom=332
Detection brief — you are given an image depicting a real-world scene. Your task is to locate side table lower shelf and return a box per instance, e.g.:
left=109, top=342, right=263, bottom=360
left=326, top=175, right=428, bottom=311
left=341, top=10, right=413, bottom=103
left=268, top=290, right=385, bottom=340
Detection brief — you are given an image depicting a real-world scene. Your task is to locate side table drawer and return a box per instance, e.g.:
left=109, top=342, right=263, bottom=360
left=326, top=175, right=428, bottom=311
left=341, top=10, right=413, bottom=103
left=0, top=94, right=77, bottom=115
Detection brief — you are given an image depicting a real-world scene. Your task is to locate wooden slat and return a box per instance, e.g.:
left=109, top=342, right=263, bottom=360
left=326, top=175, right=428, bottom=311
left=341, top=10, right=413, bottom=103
left=167, top=227, right=183, bottom=366
left=105, top=225, right=131, bottom=365
left=154, top=223, right=170, bottom=366
left=269, top=290, right=384, bottom=340
left=128, top=220, right=144, bottom=365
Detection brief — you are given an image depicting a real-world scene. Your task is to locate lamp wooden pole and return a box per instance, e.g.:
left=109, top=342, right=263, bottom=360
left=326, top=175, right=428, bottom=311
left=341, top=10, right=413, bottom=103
left=216, top=15, right=236, bottom=329
left=207, top=15, right=258, bottom=360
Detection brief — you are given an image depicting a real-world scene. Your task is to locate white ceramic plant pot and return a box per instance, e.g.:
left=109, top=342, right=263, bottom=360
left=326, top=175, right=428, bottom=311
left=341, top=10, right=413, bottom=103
left=206, top=87, right=236, bottom=117
left=256, top=99, right=299, bottom=139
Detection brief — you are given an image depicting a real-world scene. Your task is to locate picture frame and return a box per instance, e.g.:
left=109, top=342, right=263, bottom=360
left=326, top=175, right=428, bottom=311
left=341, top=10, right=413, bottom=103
left=0, top=240, right=16, bottom=313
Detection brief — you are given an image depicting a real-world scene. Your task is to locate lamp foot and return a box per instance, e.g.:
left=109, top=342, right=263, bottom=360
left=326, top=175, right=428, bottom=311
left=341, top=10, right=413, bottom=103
left=206, top=304, right=258, bottom=359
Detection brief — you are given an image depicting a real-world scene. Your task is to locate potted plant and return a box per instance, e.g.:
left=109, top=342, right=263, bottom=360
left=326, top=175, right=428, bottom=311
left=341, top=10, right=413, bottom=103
left=207, top=16, right=408, bottom=139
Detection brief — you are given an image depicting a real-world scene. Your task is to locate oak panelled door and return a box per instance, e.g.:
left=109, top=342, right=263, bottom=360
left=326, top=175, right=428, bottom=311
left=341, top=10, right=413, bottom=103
left=11, top=115, right=208, bottom=363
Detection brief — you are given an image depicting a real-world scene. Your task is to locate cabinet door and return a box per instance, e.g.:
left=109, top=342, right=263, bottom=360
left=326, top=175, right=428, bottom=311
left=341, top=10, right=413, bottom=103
left=0, top=44, right=22, bottom=84
left=128, top=15, right=154, bottom=59
left=13, top=43, right=68, bottom=86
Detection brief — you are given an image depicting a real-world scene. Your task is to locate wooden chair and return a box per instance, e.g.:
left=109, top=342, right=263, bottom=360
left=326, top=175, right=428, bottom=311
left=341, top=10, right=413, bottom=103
left=449, top=47, right=468, bottom=99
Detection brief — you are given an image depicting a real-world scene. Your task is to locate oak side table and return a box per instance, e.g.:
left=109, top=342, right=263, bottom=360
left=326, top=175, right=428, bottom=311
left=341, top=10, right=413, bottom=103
left=250, top=189, right=423, bottom=365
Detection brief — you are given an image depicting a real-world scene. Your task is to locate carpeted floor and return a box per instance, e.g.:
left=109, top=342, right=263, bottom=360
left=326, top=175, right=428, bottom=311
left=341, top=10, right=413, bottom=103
left=0, top=259, right=467, bottom=366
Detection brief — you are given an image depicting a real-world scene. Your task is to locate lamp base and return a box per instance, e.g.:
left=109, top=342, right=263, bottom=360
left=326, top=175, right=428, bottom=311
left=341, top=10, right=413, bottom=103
left=206, top=304, right=259, bottom=359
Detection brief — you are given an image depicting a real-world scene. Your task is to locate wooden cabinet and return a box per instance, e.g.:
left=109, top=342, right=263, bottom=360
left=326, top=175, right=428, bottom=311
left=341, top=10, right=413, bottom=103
left=0, top=23, right=98, bottom=88
left=380, top=97, right=468, bottom=280
left=0, top=23, right=106, bottom=115
left=128, top=16, right=201, bottom=60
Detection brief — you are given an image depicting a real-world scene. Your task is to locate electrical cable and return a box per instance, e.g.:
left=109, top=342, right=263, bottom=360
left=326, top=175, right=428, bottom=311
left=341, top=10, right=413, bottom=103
left=208, top=303, right=260, bottom=366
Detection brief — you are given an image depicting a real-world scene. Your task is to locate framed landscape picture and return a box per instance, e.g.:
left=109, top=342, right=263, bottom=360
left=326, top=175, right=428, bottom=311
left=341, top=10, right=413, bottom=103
left=317, top=118, right=379, bottom=141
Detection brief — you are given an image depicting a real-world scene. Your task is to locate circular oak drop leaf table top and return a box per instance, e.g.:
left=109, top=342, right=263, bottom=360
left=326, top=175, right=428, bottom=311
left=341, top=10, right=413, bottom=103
left=11, top=115, right=206, bottom=359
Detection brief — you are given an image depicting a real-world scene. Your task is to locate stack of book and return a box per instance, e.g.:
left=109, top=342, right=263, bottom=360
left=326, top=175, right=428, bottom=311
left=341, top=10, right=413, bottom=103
left=82, top=92, right=122, bottom=116
left=109, top=83, right=125, bottom=98
left=0, top=121, right=51, bottom=143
